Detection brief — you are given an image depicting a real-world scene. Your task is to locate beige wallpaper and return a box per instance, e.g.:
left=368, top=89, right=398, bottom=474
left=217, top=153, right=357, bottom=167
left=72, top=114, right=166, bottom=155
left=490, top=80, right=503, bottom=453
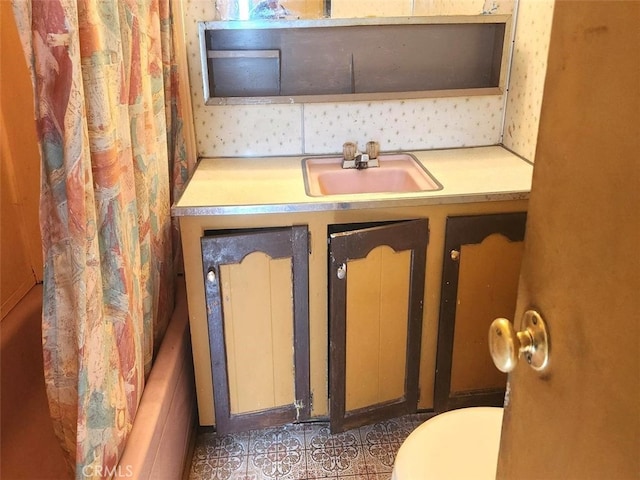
left=414, top=0, right=487, bottom=16
left=330, top=0, right=517, bottom=18
left=303, top=97, right=504, bottom=154
left=182, top=0, right=551, bottom=160
left=330, top=0, right=413, bottom=18
left=502, top=0, right=555, bottom=161
left=212, top=0, right=514, bottom=19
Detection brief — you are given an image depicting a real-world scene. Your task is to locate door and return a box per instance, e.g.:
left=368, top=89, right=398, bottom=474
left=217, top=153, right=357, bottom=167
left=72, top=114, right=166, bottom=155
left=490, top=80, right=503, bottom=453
left=1, top=0, right=43, bottom=316
left=435, top=213, right=526, bottom=412
left=329, top=219, right=428, bottom=432
left=497, top=2, right=639, bottom=478
left=201, top=226, right=310, bottom=433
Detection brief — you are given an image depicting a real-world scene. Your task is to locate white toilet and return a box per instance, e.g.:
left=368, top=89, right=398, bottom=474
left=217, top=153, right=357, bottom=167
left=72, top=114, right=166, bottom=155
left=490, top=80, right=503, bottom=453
left=392, top=407, right=504, bottom=480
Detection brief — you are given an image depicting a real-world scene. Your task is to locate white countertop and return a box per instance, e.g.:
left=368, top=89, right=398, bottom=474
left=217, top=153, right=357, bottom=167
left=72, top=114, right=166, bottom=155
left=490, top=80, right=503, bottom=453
left=172, top=146, right=533, bottom=216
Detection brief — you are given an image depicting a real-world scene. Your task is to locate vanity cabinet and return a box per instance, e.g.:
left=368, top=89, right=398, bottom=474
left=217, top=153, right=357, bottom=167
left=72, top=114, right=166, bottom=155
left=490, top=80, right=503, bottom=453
left=434, top=213, right=526, bottom=412
left=175, top=146, right=532, bottom=427
left=201, top=226, right=311, bottom=433
left=328, top=219, right=428, bottom=432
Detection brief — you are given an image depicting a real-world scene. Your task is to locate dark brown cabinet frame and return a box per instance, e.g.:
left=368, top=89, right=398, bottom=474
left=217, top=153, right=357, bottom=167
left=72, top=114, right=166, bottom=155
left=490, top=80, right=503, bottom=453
left=434, top=213, right=527, bottom=412
left=201, top=226, right=310, bottom=433
left=329, top=219, right=428, bottom=433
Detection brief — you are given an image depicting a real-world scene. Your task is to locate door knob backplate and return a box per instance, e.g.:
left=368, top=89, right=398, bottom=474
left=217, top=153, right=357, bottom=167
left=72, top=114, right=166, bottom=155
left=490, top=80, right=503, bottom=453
left=489, top=310, right=549, bottom=373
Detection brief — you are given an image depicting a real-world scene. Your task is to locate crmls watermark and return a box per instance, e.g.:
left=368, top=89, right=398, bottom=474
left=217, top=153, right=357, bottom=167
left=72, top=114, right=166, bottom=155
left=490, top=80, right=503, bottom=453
left=81, top=464, right=133, bottom=478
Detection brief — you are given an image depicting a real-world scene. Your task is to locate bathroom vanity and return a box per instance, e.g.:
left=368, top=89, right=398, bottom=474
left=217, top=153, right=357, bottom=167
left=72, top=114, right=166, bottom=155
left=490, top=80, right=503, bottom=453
left=173, top=145, right=533, bottom=431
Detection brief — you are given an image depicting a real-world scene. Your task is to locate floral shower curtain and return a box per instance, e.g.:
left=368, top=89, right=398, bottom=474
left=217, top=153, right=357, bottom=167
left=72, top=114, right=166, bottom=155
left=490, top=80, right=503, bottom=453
left=12, top=0, right=191, bottom=477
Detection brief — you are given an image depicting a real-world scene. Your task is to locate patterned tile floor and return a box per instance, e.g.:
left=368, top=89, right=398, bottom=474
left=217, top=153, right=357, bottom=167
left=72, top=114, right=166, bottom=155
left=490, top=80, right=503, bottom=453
left=189, top=413, right=432, bottom=480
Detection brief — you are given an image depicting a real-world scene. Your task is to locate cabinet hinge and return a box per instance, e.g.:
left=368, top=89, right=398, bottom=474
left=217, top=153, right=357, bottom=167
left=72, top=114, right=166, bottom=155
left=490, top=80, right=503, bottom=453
left=308, top=231, right=312, bottom=255
left=294, top=399, right=305, bottom=421
left=293, top=392, right=313, bottom=422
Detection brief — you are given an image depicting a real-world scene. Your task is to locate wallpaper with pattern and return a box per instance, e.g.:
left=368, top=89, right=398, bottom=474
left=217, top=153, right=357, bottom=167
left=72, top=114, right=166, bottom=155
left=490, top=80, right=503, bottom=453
left=502, top=0, right=555, bottom=161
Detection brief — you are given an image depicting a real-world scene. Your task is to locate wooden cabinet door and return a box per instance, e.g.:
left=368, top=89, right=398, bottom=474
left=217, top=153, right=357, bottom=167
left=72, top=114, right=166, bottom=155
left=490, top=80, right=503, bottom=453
left=329, top=219, right=428, bottom=432
left=201, top=226, right=310, bottom=433
left=434, top=213, right=526, bottom=412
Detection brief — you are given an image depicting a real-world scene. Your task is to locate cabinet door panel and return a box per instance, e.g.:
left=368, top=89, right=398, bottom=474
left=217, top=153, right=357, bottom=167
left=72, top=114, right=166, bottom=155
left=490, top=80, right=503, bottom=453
left=329, top=219, right=428, bottom=433
left=450, top=234, right=522, bottom=393
left=220, top=253, right=295, bottom=414
left=435, top=213, right=526, bottom=412
left=201, top=226, right=309, bottom=433
left=345, top=247, right=411, bottom=411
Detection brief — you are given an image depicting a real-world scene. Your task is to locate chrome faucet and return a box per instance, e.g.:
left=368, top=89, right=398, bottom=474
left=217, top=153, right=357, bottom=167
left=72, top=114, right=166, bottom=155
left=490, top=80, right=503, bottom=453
left=342, top=141, right=380, bottom=169
left=354, top=152, right=371, bottom=169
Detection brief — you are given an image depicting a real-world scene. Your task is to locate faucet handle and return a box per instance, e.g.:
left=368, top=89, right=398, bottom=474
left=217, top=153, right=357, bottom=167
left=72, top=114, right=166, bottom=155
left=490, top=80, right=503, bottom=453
left=343, top=142, right=357, bottom=161
left=365, top=141, right=379, bottom=159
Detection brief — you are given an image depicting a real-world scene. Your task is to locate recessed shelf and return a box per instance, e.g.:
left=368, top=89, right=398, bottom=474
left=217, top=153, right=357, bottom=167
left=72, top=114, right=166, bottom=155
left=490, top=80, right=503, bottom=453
left=199, top=16, right=511, bottom=105
left=208, top=49, right=281, bottom=97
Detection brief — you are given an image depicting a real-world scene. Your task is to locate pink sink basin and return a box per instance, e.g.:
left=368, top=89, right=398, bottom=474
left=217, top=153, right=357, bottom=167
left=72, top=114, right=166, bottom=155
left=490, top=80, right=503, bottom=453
left=302, top=153, right=442, bottom=196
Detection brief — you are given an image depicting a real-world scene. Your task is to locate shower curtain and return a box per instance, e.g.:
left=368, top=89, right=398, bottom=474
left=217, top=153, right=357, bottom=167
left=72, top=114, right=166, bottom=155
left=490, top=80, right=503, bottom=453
left=12, top=0, right=192, bottom=477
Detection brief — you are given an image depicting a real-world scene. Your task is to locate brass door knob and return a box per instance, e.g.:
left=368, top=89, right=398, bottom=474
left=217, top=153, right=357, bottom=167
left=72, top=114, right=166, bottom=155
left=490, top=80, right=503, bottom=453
left=489, top=310, right=550, bottom=372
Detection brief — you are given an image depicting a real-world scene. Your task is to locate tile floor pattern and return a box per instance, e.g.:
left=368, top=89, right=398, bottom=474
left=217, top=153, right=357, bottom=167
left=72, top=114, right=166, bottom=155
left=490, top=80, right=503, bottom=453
left=189, top=413, right=432, bottom=480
